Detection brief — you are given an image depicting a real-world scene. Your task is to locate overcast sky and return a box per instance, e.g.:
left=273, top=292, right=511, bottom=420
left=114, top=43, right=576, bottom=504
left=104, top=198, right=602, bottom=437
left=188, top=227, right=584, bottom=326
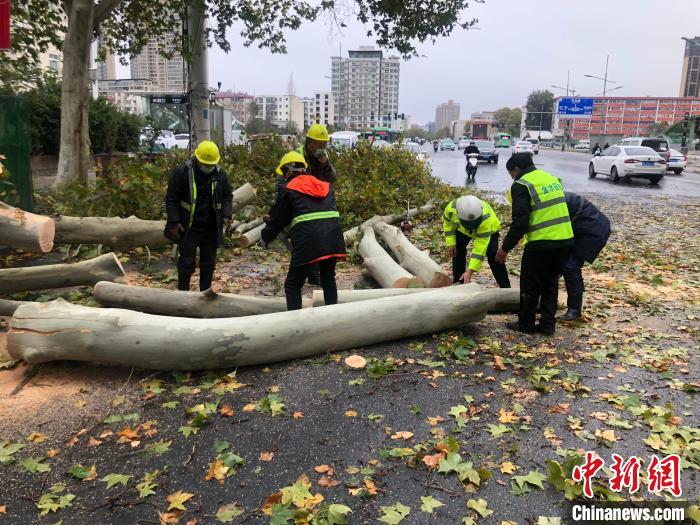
left=118, top=0, right=700, bottom=124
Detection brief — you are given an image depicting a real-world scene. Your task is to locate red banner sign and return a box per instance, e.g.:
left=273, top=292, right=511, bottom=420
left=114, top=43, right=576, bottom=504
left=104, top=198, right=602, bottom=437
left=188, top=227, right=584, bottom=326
left=0, top=0, right=10, bottom=50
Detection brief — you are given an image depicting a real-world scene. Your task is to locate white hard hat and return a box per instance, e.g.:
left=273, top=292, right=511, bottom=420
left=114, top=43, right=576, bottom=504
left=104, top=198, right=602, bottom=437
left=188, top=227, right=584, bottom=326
left=455, top=196, right=483, bottom=221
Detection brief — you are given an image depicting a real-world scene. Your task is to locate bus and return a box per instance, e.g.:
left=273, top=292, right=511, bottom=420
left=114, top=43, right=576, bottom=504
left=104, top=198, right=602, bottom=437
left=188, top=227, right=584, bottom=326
left=362, top=127, right=401, bottom=144
left=494, top=132, right=512, bottom=148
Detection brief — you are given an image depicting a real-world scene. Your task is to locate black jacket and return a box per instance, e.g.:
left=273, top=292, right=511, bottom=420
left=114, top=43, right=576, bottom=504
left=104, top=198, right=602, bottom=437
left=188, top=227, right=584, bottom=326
left=565, top=192, right=611, bottom=262
left=464, top=145, right=480, bottom=156
left=165, top=160, right=233, bottom=245
left=262, top=174, right=346, bottom=268
left=502, top=165, right=574, bottom=253
left=300, top=145, right=337, bottom=183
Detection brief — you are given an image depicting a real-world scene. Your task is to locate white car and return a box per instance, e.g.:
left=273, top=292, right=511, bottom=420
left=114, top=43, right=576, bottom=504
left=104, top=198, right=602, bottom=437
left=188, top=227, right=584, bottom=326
left=404, top=142, right=427, bottom=162
left=512, top=141, right=534, bottom=155
left=140, top=128, right=177, bottom=149
left=371, top=139, right=392, bottom=148
left=174, top=134, right=190, bottom=149
left=573, top=142, right=590, bottom=150
left=457, top=137, right=471, bottom=150
left=525, top=138, right=540, bottom=154
left=589, top=145, right=666, bottom=185
left=667, top=148, right=686, bottom=175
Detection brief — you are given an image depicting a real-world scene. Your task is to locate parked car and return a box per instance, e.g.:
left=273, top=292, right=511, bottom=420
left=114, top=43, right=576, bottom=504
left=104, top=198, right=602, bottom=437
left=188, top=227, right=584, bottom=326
left=371, top=139, right=392, bottom=148
left=573, top=142, right=590, bottom=150
left=330, top=131, right=359, bottom=149
left=474, top=140, right=499, bottom=164
left=589, top=146, right=666, bottom=184
left=513, top=141, right=534, bottom=155
left=404, top=142, right=427, bottom=163
left=440, top=138, right=456, bottom=151
left=525, top=138, right=540, bottom=154
left=457, top=137, right=471, bottom=150
left=140, top=128, right=177, bottom=149
left=174, top=134, right=190, bottom=149
left=667, top=148, right=687, bottom=174
left=617, top=137, right=670, bottom=162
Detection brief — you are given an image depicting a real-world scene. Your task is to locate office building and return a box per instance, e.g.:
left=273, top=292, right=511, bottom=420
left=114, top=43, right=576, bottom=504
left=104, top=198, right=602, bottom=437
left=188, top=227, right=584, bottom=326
left=331, top=46, right=400, bottom=130
left=254, top=95, right=304, bottom=131
left=424, top=122, right=436, bottom=134
left=554, top=96, right=700, bottom=140
left=129, top=32, right=185, bottom=92
left=435, top=100, right=460, bottom=133
left=680, top=36, right=700, bottom=97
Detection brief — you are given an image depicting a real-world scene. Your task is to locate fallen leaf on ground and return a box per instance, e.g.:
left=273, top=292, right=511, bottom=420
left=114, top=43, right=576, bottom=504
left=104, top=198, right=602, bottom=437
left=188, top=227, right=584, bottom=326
left=500, top=461, right=518, bottom=474
left=27, top=432, right=46, bottom=443
left=167, top=491, right=194, bottom=511
left=345, top=410, right=358, bottom=417
left=219, top=405, right=234, bottom=417
left=293, top=411, right=304, bottom=419
left=391, top=431, right=414, bottom=440
left=259, top=452, right=274, bottom=462
left=88, top=437, right=102, bottom=447
left=318, top=476, right=340, bottom=488
left=242, top=404, right=256, bottom=412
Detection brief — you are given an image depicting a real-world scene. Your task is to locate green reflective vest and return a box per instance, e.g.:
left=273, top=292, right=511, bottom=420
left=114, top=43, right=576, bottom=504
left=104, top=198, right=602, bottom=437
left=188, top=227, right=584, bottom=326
left=179, top=164, right=221, bottom=228
left=513, top=169, right=573, bottom=244
left=442, top=199, right=501, bottom=272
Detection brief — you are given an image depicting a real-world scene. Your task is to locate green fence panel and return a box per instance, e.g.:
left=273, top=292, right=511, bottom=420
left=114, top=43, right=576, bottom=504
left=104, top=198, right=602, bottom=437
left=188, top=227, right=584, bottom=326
left=0, top=96, right=32, bottom=211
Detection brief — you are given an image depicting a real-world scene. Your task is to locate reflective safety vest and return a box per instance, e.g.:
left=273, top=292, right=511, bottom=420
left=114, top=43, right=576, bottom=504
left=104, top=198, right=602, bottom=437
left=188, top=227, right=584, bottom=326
left=443, top=199, right=501, bottom=272
left=513, top=169, right=573, bottom=244
left=179, top=163, right=221, bottom=228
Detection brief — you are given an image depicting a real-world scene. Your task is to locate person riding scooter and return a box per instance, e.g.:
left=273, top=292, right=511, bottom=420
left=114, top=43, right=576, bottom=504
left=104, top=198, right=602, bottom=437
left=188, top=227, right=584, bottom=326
left=433, top=139, right=439, bottom=152
left=464, top=140, right=480, bottom=182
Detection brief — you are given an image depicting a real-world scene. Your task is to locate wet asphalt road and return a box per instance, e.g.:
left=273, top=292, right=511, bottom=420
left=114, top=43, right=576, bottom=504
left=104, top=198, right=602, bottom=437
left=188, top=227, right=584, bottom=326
left=425, top=145, right=700, bottom=201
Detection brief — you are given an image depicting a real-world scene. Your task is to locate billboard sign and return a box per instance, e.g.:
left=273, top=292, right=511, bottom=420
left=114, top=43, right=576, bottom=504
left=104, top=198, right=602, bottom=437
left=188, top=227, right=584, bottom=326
left=557, top=97, right=594, bottom=118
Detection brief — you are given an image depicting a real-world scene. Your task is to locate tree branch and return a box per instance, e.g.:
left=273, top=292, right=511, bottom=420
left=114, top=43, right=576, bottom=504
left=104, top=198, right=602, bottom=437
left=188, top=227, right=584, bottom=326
left=93, top=0, right=121, bottom=25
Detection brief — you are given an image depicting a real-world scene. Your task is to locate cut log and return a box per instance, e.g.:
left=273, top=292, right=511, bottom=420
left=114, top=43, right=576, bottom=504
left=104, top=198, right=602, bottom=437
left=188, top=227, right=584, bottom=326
left=358, top=226, right=423, bottom=288
left=93, top=281, right=287, bottom=318
left=0, top=253, right=125, bottom=294
left=234, top=217, right=263, bottom=235
left=343, top=202, right=434, bottom=244
left=0, top=298, right=27, bottom=317
left=0, top=201, right=55, bottom=253
left=238, top=223, right=265, bottom=248
left=8, top=285, right=515, bottom=370
left=312, top=285, right=520, bottom=313
left=373, top=221, right=452, bottom=288
left=53, top=183, right=256, bottom=247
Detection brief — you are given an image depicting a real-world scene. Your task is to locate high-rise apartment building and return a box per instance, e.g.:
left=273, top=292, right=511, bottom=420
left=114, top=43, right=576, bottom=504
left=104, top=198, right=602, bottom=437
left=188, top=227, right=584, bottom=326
left=214, top=91, right=254, bottom=123
left=302, top=92, right=335, bottom=128
left=129, top=32, right=185, bottom=92
left=254, top=95, right=304, bottom=131
left=435, top=100, right=460, bottom=133
left=680, top=36, right=700, bottom=97
left=331, top=46, right=400, bottom=130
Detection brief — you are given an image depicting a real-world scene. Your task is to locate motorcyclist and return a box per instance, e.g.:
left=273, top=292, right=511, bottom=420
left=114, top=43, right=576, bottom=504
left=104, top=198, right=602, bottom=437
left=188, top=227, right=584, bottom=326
left=432, top=139, right=439, bottom=151
left=464, top=140, right=480, bottom=181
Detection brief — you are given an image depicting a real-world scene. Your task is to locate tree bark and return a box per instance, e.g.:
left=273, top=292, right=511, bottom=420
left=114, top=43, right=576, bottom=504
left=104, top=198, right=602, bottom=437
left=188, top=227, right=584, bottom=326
left=8, top=286, right=515, bottom=370
left=0, top=298, right=26, bottom=317
left=234, top=217, right=263, bottom=235
left=56, top=0, right=94, bottom=184
left=358, top=226, right=423, bottom=288
left=0, top=253, right=124, bottom=294
left=238, top=223, right=265, bottom=248
left=54, top=215, right=169, bottom=247
left=373, top=222, right=452, bottom=288
left=93, top=281, right=287, bottom=318
left=0, top=201, right=55, bottom=253
left=311, top=285, right=520, bottom=313
left=343, top=202, right=434, bottom=244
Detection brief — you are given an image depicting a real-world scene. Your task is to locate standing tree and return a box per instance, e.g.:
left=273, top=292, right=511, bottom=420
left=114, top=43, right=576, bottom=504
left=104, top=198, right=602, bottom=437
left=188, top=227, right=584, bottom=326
left=6, top=0, right=483, bottom=184
left=494, top=107, right=522, bottom=136
left=525, top=90, right=554, bottom=132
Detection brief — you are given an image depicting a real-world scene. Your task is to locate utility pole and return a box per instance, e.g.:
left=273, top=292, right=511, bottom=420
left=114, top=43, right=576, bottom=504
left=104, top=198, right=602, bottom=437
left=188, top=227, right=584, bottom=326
left=187, top=4, right=210, bottom=144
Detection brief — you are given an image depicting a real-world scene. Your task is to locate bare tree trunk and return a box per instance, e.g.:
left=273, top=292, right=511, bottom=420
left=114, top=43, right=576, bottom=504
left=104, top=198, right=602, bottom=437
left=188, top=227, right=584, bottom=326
left=373, top=222, right=452, bottom=288
left=0, top=299, right=26, bottom=317
left=0, top=253, right=124, bottom=294
left=56, top=0, right=94, bottom=184
left=54, top=216, right=169, bottom=247
left=93, top=281, right=287, bottom=317
left=0, top=201, right=55, bottom=253
left=8, top=286, right=515, bottom=370
left=343, top=202, right=434, bottom=244
left=358, top=226, right=423, bottom=288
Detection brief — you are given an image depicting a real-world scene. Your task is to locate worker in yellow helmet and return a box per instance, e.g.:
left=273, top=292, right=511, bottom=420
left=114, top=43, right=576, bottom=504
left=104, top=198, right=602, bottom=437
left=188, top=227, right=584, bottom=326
left=295, top=123, right=337, bottom=184
left=165, top=140, right=233, bottom=291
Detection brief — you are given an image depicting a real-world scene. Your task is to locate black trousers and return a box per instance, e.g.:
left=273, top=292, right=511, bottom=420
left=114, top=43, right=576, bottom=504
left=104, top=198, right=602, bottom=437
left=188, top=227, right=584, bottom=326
left=177, top=228, right=218, bottom=291
left=519, top=247, right=569, bottom=330
left=562, top=253, right=585, bottom=296
left=285, top=258, right=338, bottom=311
left=453, top=231, right=511, bottom=288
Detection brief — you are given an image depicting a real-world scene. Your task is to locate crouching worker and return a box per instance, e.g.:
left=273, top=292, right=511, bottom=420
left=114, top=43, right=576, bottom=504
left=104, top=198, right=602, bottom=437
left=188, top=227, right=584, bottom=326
left=261, top=152, right=346, bottom=310
left=165, top=140, right=233, bottom=291
left=443, top=195, right=511, bottom=288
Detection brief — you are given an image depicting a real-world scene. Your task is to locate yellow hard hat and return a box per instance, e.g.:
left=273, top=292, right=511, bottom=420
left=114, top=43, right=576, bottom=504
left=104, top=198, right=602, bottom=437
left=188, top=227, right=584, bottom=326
left=194, top=140, right=220, bottom=165
left=306, top=123, right=329, bottom=142
left=276, top=151, right=307, bottom=175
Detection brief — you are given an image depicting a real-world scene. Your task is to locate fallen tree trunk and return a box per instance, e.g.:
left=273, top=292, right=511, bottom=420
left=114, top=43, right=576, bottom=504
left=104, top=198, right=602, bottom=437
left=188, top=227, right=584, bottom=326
left=0, top=201, right=55, bottom=253
left=238, top=223, right=265, bottom=248
left=343, top=202, right=434, bottom=244
left=373, top=222, right=452, bottom=288
left=234, top=217, right=263, bottom=235
left=0, top=298, right=27, bottom=317
left=358, top=226, right=423, bottom=288
left=8, top=285, right=514, bottom=370
left=312, top=285, right=520, bottom=313
left=0, top=253, right=125, bottom=294
left=93, top=281, right=287, bottom=318
left=53, top=183, right=257, bottom=247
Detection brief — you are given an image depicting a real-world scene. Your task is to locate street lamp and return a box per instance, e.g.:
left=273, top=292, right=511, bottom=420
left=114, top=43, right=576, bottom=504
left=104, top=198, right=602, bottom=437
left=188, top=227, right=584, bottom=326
left=584, top=55, right=617, bottom=97
left=593, top=85, right=624, bottom=97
